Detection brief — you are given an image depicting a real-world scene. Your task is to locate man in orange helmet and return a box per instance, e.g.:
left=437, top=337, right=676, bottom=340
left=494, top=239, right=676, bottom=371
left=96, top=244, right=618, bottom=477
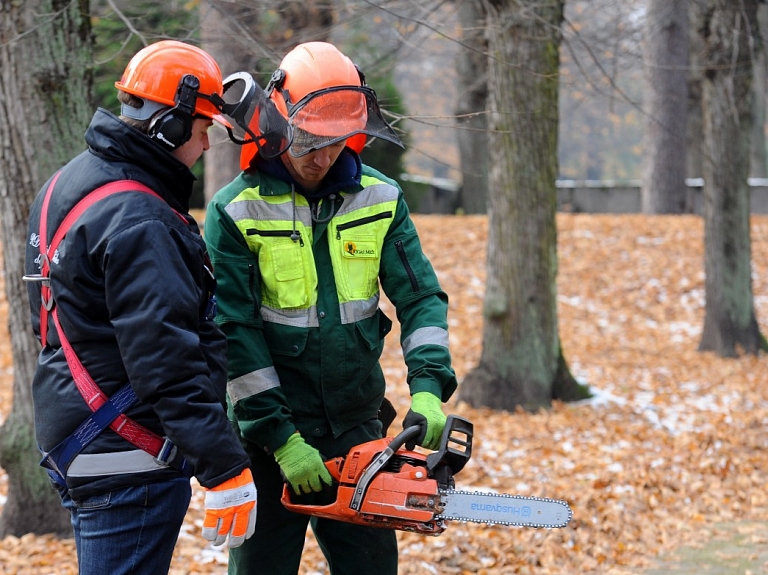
left=204, top=41, right=457, bottom=574
left=24, top=40, right=289, bottom=574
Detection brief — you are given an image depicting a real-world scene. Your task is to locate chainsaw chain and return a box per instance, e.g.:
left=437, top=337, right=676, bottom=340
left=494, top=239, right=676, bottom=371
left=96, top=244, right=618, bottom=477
left=434, top=489, right=573, bottom=529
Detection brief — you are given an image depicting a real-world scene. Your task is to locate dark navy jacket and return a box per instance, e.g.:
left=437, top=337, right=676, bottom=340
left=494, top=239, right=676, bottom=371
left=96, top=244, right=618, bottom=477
left=25, top=108, right=249, bottom=498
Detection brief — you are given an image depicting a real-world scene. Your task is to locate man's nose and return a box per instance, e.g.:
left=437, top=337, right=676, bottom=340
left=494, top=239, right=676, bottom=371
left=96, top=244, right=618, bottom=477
left=313, top=148, right=333, bottom=168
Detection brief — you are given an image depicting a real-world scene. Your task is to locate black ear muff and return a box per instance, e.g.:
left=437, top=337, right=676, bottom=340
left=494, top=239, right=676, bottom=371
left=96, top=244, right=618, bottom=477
left=149, top=74, right=200, bottom=151
left=149, top=109, right=192, bottom=150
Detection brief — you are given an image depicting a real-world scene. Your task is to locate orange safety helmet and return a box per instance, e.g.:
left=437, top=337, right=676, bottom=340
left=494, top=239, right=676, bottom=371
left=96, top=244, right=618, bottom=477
left=240, top=41, right=402, bottom=169
left=115, top=40, right=228, bottom=125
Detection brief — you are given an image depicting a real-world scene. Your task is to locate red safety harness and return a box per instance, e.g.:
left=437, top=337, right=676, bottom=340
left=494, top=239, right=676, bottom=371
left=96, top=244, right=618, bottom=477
left=29, top=172, right=188, bottom=481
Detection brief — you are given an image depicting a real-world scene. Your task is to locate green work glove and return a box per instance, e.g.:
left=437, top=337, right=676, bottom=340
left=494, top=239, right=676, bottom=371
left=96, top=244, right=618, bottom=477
left=273, top=433, right=333, bottom=495
left=402, top=391, right=447, bottom=451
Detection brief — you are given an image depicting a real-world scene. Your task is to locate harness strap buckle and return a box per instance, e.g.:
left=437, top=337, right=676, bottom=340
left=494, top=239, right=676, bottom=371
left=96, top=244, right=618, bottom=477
left=153, top=437, right=178, bottom=468
left=41, top=286, right=54, bottom=311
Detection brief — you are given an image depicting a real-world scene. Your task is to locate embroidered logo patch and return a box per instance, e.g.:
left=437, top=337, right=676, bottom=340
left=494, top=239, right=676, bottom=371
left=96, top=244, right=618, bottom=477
left=343, top=240, right=377, bottom=258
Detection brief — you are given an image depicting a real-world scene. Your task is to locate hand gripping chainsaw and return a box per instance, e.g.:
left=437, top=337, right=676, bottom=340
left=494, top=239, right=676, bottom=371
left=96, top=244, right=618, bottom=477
left=281, top=415, right=572, bottom=535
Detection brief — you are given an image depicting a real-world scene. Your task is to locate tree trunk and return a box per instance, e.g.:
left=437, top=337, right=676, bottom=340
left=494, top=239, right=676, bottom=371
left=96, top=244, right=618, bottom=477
left=751, top=2, right=768, bottom=178
left=686, top=0, right=706, bottom=209
left=0, top=0, right=93, bottom=536
left=459, top=0, right=589, bottom=413
left=455, top=0, right=490, bottom=215
left=201, top=0, right=260, bottom=205
left=641, top=0, right=690, bottom=213
left=698, top=0, right=767, bottom=357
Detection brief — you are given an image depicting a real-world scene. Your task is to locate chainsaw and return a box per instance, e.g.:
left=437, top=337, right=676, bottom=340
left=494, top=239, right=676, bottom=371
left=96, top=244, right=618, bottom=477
left=281, top=415, right=572, bottom=535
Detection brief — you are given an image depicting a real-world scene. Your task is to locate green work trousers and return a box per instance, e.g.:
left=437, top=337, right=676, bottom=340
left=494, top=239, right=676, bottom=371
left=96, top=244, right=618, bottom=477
left=228, top=419, right=398, bottom=575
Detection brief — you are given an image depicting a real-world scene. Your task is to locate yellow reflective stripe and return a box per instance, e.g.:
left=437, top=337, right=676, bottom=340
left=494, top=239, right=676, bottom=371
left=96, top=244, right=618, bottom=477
left=227, top=366, right=281, bottom=404
left=339, top=293, right=379, bottom=325
left=402, top=326, right=450, bottom=356
left=260, top=304, right=319, bottom=328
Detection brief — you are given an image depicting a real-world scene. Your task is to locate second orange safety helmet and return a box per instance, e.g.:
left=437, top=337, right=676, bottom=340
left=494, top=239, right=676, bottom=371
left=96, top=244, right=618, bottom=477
left=115, top=40, right=228, bottom=123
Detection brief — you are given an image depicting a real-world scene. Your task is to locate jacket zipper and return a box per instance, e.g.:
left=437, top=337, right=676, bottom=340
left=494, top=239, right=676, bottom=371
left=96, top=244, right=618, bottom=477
left=248, top=264, right=257, bottom=319
left=247, top=228, right=304, bottom=247
left=395, top=240, right=420, bottom=292
left=335, top=211, right=393, bottom=239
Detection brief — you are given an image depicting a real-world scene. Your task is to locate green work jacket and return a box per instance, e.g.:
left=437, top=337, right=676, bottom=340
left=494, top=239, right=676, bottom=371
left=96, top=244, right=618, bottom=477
left=205, top=163, right=457, bottom=453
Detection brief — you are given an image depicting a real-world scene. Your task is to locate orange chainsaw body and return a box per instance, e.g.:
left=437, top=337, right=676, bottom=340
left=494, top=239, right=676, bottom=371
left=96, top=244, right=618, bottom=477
left=281, top=416, right=473, bottom=535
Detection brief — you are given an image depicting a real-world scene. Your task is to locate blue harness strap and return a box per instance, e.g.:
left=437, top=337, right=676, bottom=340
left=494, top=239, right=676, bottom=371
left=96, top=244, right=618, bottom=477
left=40, top=383, right=139, bottom=481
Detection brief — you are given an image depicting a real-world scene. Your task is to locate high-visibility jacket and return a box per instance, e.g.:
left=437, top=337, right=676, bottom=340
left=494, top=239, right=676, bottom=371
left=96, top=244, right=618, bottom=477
left=204, top=154, right=457, bottom=453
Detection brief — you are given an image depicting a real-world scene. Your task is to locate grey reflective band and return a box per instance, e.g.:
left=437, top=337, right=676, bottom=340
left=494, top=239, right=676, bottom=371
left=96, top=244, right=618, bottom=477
left=226, top=197, right=312, bottom=225
left=260, top=298, right=378, bottom=327
left=335, top=183, right=398, bottom=217
left=260, top=304, right=319, bottom=328
left=67, top=450, right=167, bottom=477
left=402, top=326, right=450, bottom=356
left=120, top=99, right=169, bottom=121
left=227, top=366, right=281, bottom=404
left=339, top=293, right=379, bottom=325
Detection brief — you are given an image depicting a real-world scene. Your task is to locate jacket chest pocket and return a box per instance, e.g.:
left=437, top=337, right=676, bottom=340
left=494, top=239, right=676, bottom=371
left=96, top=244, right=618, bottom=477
left=337, top=234, right=380, bottom=299
left=249, top=228, right=309, bottom=309
left=334, top=212, right=391, bottom=300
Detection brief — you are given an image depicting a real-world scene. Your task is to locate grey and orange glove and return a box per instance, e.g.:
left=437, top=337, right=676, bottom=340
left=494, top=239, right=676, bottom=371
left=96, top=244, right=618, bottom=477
left=274, top=432, right=333, bottom=495
left=403, top=391, right=447, bottom=450
left=202, top=467, right=257, bottom=548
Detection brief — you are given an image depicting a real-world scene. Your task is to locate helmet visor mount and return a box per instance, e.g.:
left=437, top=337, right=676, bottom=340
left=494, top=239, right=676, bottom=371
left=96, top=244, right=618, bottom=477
left=285, top=86, right=403, bottom=157
left=219, top=71, right=293, bottom=159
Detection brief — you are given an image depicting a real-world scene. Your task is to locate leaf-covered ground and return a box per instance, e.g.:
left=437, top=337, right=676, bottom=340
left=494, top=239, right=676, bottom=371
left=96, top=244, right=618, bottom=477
left=1, top=213, right=768, bottom=574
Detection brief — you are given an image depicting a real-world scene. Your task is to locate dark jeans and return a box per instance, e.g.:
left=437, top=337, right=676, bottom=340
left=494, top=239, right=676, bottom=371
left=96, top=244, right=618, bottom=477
left=229, top=419, right=398, bottom=575
left=59, top=477, right=191, bottom=575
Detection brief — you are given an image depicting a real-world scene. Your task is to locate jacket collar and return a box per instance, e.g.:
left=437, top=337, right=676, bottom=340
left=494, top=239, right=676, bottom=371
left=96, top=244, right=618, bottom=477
left=254, top=148, right=362, bottom=199
left=85, top=108, right=197, bottom=212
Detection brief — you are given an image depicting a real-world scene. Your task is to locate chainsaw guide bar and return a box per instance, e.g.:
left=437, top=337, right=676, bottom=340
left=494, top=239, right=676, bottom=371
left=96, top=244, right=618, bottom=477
left=436, top=490, right=573, bottom=529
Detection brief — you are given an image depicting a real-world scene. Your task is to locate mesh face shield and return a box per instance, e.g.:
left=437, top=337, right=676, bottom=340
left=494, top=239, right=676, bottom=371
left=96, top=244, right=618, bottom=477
left=285, top=86, right=403, bottom=157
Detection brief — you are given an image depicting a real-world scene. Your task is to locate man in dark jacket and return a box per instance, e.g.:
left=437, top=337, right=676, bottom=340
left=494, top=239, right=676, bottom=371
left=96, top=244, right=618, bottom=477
left=23, top=41, right=285, bottom=575
left=204, top=41, right=457, bottom=575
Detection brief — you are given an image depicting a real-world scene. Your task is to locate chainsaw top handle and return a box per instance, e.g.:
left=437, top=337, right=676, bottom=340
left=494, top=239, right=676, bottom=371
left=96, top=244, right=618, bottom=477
left=388, top=424, right=423, bottom=453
